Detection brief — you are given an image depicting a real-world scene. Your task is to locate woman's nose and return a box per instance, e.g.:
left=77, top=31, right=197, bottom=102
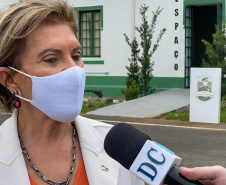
left=62, top=56, right=84, bottom=71
left=77, top=59, right=84, bottom=68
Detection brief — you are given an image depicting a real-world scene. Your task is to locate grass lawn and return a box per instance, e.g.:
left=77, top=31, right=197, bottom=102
left=164, top=112, right=189, bottom=121
left=221, top=110, right=226, bottom=123
left=165, top=110, right=226, bottom=123
left=81, top=101, right=110, bottom=113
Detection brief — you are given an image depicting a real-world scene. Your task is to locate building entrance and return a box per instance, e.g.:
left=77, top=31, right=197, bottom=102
left=193, top=6, right=217, bottom=67
left=184, top=3, right=222, bottom=88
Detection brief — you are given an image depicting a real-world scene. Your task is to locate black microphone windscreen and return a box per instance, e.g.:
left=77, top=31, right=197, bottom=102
left=104, top=123, right=151, bottom=169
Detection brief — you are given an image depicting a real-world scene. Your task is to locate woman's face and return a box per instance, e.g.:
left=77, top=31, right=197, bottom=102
left=14, top=23, right=83, bottom=100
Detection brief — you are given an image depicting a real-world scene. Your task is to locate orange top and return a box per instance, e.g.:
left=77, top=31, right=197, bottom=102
left=29, top=156, right=89, bottom=185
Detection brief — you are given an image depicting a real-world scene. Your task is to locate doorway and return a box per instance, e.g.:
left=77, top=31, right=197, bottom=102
left=184, top=4, right=222, bottom=88
left=193, top=6, right=217, bottom=67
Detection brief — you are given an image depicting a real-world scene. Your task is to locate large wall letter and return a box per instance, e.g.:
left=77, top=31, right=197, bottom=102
left=175, top=23, right=179, bottom=30
left=174, top=37, right=179, bottom=44
left=174, top=51, right=178, bottom=58
left=175, top=9, right=179, bottom=16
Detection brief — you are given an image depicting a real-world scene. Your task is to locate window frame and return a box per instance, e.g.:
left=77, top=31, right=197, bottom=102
left=79, top=10, right=101, bottom=58
left=74, top=6, right=103, bottom=62
left=183, top=0, right=225, bottom=26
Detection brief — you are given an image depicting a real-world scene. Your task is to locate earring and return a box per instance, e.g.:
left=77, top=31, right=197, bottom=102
left=13, top=98, right=21, bottom=108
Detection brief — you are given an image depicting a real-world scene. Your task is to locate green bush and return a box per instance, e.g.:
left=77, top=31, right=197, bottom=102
left=122, top=80, right=140, bottom=101
left=222, top=80, right=226, bottom=98
left=86, top=97, right=98, bottom=108
left=202, top=23, right=226, bottom=98
left=82, top=97, right=112, bottom=113
left=99, top=98, right=107, bottom=106
left=221, top=95, right=226, bottom=111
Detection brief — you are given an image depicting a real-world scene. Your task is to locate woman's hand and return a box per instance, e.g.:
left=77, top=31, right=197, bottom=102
left=180, top=166, right=226, bottom=185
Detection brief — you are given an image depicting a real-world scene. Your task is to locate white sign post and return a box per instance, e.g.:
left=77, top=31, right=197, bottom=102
left=190, top=68, right=221, bottom=124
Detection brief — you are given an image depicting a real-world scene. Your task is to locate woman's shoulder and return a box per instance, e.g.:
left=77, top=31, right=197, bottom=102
left=0, top=113, right=14, bottom=135
left=0, top=110, right=22, bottom=171
left=76, top=115, right=113, bottom=130
left=75, top=115, right=114, bottom=141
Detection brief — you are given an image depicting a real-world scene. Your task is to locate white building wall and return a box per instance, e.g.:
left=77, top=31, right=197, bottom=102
left=136, top=0, right=185, bottom=77
left=71, top=0, right=185, bottom=78
left=0, top=0, right=18, bottom=11
left=0, top=0, right=186, bottom=78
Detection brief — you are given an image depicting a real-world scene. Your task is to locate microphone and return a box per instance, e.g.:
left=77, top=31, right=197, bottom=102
left=104, top=123, right=202, bottom=185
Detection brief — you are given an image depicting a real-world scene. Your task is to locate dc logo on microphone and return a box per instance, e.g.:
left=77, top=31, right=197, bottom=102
left=137, top=147, right=166, bottom=181
left=130, top=140, right=181, bottom=185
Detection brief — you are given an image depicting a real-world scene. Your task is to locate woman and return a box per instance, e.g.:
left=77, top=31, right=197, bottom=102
left=0, top=0, right=144, bottom=185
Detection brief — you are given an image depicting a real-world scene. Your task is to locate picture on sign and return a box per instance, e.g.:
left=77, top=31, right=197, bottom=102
left=194, top=76, right=215, bottom=101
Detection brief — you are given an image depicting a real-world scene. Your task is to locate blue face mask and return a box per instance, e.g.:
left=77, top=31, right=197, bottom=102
left=9, top=66, right=86, bottom=123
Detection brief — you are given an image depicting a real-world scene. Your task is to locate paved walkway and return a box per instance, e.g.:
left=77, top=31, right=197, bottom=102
left=0, top=88, right=190, bottom=123
left=87, top=88, right=190, bottom=118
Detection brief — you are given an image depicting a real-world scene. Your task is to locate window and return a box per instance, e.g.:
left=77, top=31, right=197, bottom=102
left=79, top=11, right=101, bottom=57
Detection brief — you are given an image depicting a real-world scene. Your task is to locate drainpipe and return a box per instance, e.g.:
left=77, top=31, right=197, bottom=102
left=131, top=0, right=136, bottom=39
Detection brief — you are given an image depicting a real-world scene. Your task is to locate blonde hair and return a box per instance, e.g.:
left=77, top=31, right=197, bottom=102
left=0, top=0, right=77, bottom=111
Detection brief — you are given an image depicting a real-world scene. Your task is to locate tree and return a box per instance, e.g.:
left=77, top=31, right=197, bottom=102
left=124, top=34, right=140, bottom=88
left=202, top=23, right=226, bottom=97
left=136, top=5, right=166, bottom=96
left=121, top=35, right=140, bottom=100
left=123, top=5, right=166, bottom=99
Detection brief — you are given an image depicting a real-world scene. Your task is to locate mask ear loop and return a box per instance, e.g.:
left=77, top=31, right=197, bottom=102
left=8, top=66, right=33, bottom=78
left=10, top=91, right=32, bottom=103
left=14, top=93, right=32, bottom=103
left=8, top=66, right=32, bottom=103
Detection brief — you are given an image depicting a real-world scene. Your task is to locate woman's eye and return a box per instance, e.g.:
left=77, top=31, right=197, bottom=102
left=72, top=55, right=81, bottom=61
left=43, top=58, right=58, bottom=63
